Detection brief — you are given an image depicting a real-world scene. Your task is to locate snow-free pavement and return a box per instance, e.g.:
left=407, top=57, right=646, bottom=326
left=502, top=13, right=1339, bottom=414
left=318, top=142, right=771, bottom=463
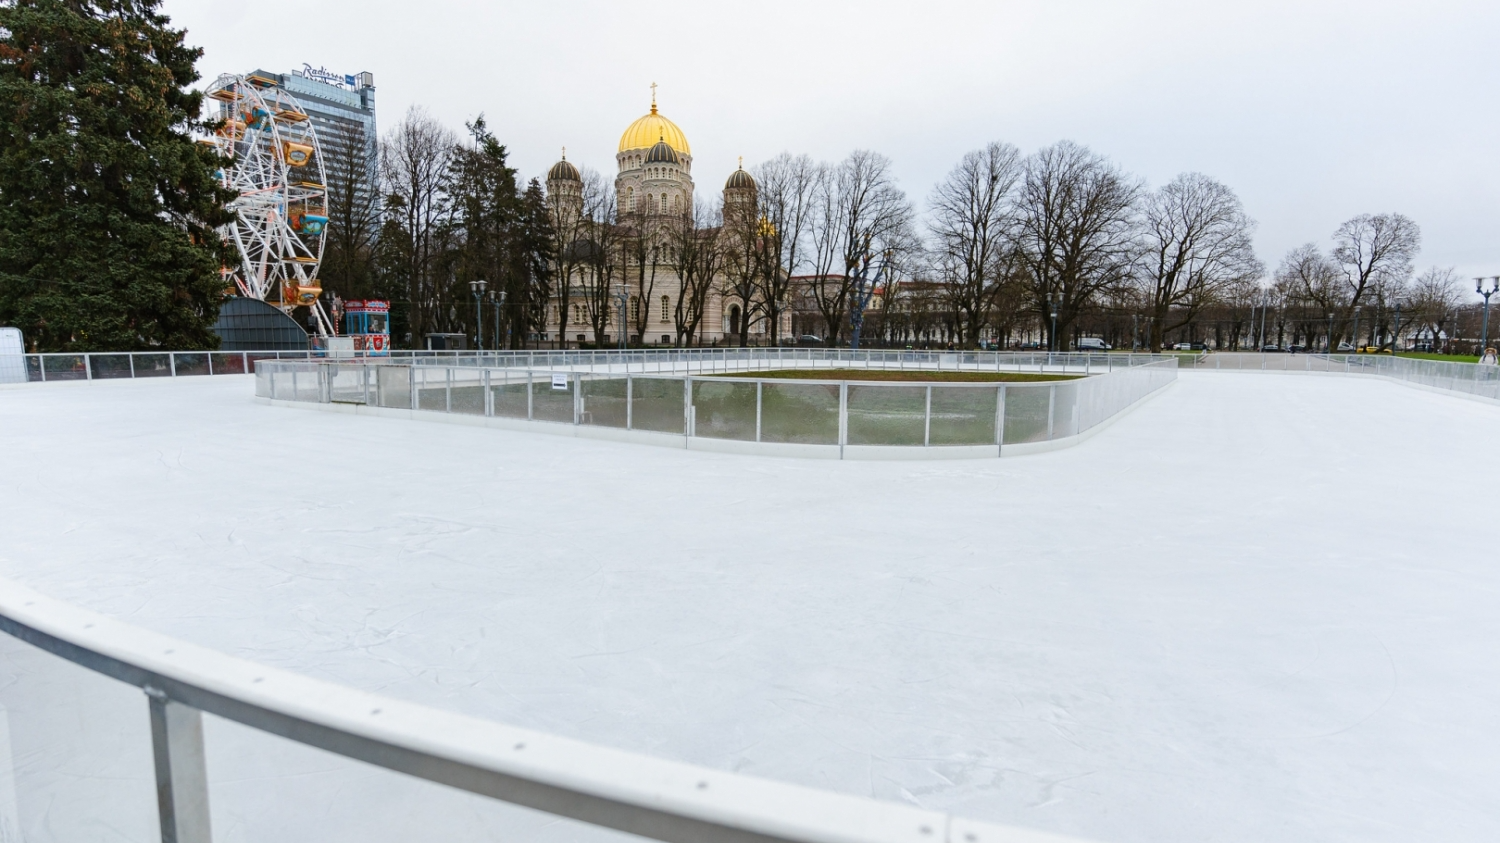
left=0, top=372, right=1497, bottom=842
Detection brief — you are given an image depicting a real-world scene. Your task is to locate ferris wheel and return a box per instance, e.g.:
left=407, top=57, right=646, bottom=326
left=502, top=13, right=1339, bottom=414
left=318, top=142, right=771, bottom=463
left=203, top=73, right=334, bottom=336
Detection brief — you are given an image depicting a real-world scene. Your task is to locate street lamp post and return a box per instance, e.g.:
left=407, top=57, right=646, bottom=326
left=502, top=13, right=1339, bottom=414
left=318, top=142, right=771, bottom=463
left=470, top=279, right=487, bottom=352
left=1258, top=294, right=1269, bottom=349
left=1475, top=276, right=1499, bottom=355
left=1351, top=305, right=1362, bottom=353
left=1326, top=313, right=1334, bottom=353
left=1049, top=302, right=1058, bottom=359
left=488, top=290, right=505, bottom=351
left=615, top=291, right=628, bottom=351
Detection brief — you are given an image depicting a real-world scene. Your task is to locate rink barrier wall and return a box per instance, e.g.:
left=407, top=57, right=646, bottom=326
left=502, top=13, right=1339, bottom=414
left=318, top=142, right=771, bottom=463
left=8, top=348, right=1181, bottom=384
left=0, top=577, right=1089, bottom=843
left=251, top=357, right=1179, bottom=460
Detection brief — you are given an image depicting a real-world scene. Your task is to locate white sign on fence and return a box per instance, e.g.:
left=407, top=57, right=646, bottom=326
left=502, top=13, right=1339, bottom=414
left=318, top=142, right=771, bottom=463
left=551, top=374, right=568, bottom=391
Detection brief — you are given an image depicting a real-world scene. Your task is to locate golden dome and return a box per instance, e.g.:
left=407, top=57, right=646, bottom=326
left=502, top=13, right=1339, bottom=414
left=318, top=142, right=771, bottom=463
left=619, top=102, right=690, bottom=155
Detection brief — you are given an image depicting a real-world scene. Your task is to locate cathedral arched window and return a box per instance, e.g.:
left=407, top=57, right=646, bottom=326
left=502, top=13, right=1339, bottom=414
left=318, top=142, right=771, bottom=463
left=661, top=295, right=670, bottom=321
left=631, top=295, right=640, bottom=322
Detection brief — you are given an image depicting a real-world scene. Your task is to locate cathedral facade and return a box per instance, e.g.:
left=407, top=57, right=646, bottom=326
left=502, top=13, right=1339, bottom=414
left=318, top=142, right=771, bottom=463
left=540, top=93, right=789, bottom=347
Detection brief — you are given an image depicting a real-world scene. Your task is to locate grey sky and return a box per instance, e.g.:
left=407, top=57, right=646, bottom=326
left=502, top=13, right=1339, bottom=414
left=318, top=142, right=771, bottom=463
left=167, top=0, right=1500, bottom=296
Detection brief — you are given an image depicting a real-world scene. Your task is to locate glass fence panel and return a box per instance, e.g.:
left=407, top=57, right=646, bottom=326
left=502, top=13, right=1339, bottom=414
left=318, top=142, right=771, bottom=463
left=199, top=717, right=642, bottom=843
left=630, top=377, right=685, bottom=434
left=133, top=353, right=172, bottom=378
left=414, top=369, right=448, bottom=412
left=450, top=369, right=485, bottom=415
left=296, top=366, right=322, bottom=402
left=0, top=634, right=158, bottom=842
left=42, top=355, right=86, bottom=380
left=254, top=367, right=271, bottom=398
left=24, top=356, right=40, bottom=381
left=377, top=366, right=411, bottom=409
left=1003, top=385, right=1052, bottom=444
left=846, top=384, right=926, bottom=446
left=212, top=352, right=248, bottom=375
left=490, top=373, right=530, bottom=419
left=329, top=367, right=368, bottom=404
left=760, top=382, right=839, bottom=444
left=581, top=376, right=628, bottom=428
left=531, top=375, right=575, bottom=423
left=691, top=380, right=756, bottom=440
left=1051, top=381, right=1080, bottom=438
left=929, top=386, right=997, bottom=446
left=174, top=353, right=210, bottom=376
left=89, top=354, right=134, bottom=379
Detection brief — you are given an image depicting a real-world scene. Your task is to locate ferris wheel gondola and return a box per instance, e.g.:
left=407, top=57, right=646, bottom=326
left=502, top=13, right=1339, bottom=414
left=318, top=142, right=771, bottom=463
left=202, top=73, right=334, bottom=336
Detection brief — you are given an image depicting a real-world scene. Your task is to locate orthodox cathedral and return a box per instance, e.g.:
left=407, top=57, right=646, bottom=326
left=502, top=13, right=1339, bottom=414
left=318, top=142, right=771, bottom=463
left=540, top=89, right=787, bottom=346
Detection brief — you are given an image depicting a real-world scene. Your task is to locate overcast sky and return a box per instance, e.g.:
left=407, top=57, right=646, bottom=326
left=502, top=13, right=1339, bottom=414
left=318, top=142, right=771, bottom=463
left=166, top=0, right=1500, bottom=296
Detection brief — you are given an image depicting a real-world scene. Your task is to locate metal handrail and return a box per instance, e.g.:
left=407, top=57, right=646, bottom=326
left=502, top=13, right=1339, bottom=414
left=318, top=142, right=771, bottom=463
left=0, top=578, right=1086, bottom=843
left=8, top=348, right=1186, bottom=384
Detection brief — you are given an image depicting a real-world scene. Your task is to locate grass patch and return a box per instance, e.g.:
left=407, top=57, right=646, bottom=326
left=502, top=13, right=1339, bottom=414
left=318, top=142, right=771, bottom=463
left=719, top=369, right=1080, bottom=383
left=1397, top=352, right=1481, bottom=363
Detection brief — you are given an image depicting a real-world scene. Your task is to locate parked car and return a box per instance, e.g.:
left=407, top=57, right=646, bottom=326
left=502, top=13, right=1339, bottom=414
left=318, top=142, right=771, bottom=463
left=1357, top=345, right=1392, bottom=354
left=1288, top=344, right=1307, bottom=353
left=1261, top=344, right=1284, bottom=352
left=1172, top=342, right=1193, bottom=351
left=1076, top=337, right=1112, bottom=351
left=1336, top=341, right=1355, bottom=352
left=796, top=334, right=823, bottom=345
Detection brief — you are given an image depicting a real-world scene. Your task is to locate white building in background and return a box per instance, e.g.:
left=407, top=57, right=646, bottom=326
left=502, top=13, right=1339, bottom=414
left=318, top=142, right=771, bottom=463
left=541, top=90, right=789, bottom=347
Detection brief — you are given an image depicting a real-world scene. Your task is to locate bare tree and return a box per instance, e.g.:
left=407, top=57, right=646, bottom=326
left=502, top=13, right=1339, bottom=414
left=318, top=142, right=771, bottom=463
left=719, top=182, right=765, bottom=346
left=619, top=202, right=670, bottom=346
left=380, top=106, right=456, bottom=347
left=752, top=153, right=820, bottom=345
left=1134, top=173, right=1263, bottom=351
left=1329, top=213, right=1420, bottom=349
left=928, top=142, right=1023, bottom=347
left=664, top=198, right=722, bottom=346
left=1273, top=245, right=1343, bottom=350
left=1013, top=141, right=1139, bottom=351
left=576, top=172, right=621, bottom=346
left=545, top=165, right=593, bottom=348
left=320, top=121, right=381, bottom=302
left=804, top=151, right=913, bottom=346
left=1408, top=266, right=1463, bottom=352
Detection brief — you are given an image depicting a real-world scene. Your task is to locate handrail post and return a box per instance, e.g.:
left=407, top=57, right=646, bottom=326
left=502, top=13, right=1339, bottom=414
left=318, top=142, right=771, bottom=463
left=924, top=384, right=932, bottom=447
left=996, top=384, right=1006, bottom=456
left=147, top=689, right=213, bottom=843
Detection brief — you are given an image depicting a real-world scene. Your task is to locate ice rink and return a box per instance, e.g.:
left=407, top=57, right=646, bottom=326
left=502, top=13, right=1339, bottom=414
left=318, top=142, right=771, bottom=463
left=1, top=371, right=1497, bottom=842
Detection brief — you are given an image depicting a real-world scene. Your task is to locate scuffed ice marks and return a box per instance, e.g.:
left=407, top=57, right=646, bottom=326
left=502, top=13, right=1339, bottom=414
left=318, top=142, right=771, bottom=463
left=0, top=374, right=1497, bottom=842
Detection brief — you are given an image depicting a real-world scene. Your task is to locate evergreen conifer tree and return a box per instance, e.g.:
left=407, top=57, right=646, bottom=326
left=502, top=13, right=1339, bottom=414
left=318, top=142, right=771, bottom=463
left=0, top=0, right=234, bottom=351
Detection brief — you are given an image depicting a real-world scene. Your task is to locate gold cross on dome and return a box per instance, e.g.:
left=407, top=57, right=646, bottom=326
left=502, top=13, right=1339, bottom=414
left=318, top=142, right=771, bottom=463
left=650, top=82, right=657, bottom=109
left=738, top=156, right=743, bottom=169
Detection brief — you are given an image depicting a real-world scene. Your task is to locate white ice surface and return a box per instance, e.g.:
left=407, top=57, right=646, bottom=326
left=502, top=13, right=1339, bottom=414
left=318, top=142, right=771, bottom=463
left=1, top=372, right=1497, bottom=842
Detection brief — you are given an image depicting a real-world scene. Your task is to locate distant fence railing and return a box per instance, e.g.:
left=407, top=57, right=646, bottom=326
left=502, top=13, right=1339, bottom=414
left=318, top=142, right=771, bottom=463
left=0, top=577, right=1092, bottom=843
left=6, top=348, right=1182, bottom=383
left=254, top=357, right=1179, bottom=457
left=1181, top=352, right=1500, bottom=400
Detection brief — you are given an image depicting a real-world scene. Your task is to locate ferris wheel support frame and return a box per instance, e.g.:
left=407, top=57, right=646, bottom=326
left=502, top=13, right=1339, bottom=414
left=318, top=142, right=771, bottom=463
left=203, top=73, right=336, bottom=338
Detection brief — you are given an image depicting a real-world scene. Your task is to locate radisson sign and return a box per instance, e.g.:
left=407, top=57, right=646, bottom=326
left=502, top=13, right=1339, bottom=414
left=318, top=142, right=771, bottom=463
left=301, top=63, right=357, bottom=89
